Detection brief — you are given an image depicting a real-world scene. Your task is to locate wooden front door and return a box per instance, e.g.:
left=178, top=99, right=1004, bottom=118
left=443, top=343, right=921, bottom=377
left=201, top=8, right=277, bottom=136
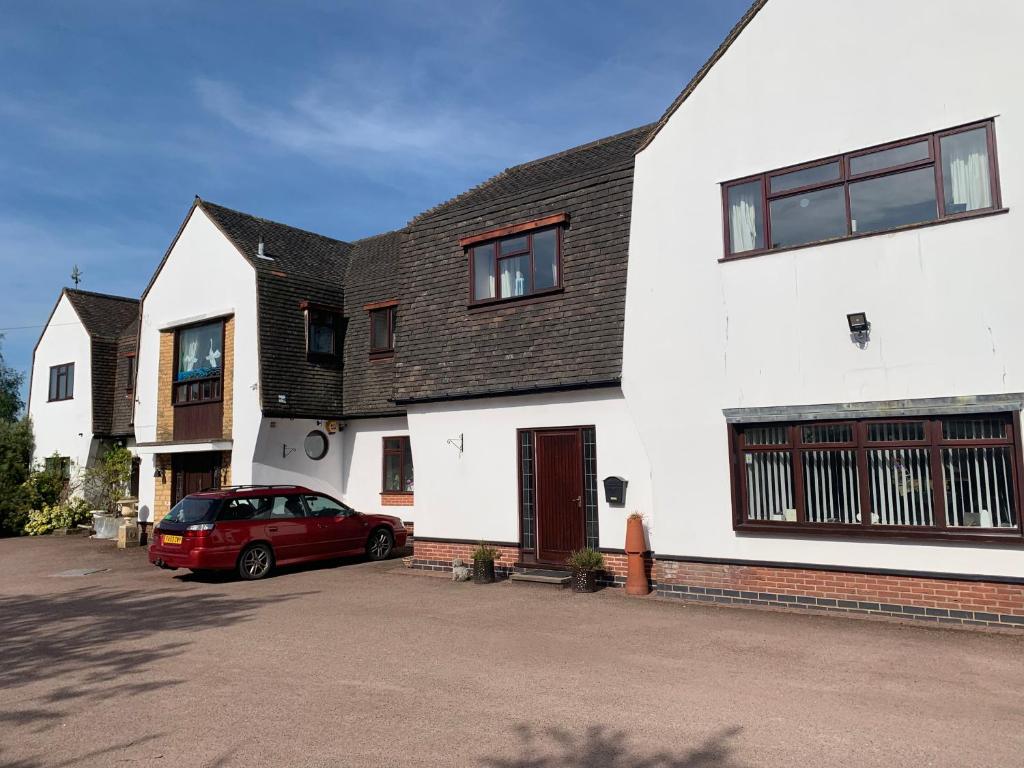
left=171, top=453, right=222, bottom=506
left=534, top=430, right=585, bottom=564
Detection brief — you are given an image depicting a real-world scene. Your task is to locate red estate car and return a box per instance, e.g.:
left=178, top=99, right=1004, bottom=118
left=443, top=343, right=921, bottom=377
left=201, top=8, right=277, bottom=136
left=149, top=485, right=407, bottom=580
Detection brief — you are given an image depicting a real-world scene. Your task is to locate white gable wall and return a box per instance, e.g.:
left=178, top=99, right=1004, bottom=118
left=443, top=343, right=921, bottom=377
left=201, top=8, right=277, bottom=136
left=624, top=0, right=1024, bottom=576
left=29, top=294, right=94, bottom=478
left=135, top=207, right=261, bottom=521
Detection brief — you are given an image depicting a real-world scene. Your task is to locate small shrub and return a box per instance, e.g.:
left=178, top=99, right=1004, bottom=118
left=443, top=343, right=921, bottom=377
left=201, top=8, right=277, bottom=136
left=471, top=542, right=499, bottom=562
left=24, top=498, right=92, bottom=536
left=566, top=547, right=604, bottom=572
left=82, top=446, right=132, bottom=514
left=628, top=511, right=644, bottom=521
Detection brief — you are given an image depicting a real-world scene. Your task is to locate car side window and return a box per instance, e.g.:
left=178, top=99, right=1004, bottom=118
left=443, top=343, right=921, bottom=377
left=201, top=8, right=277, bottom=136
left=255, top=495, right=305, bottom=519
left=219, top=498, right=267, bottom=521
left=303, top=495, right=350, bottom=518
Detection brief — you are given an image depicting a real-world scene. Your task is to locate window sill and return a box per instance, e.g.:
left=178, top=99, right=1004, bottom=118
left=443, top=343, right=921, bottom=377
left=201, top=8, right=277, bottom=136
left=380, top=491, right=414, bottom=506
left=369, top=350, right=395, bottom=362
left=735, top=520, right=1024, bottom=545
left=47, top=397, right=73, bottom=403
left=719, top=207, right=1009, bottom=263
left=307, top=353, right=340, bottom=363
left=468, top=287, right=564, bottom=311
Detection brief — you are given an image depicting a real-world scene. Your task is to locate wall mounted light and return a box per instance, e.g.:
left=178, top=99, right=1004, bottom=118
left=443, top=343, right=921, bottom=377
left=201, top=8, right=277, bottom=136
left=847, top=312, right=871, bottom=347
left=153, top=467, right=165, bottom=483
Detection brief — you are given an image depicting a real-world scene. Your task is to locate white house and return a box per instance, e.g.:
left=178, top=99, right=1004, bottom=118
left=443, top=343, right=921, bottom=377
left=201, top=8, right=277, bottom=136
left=29, top=288, right=139, bottom=486
left=623, top=0, right=1024, bottom=625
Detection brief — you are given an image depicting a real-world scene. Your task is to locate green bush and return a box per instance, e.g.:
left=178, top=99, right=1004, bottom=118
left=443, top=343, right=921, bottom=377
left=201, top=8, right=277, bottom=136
left=566, top=547, right=604, bottom=572
left=24, top=498, right=92, bottom=536
left=23, top=458, right=68, bottom=511
left=0, top=417, right=34, bottom=537
left=82, top=446, right=132, bottom=514
left=471, top=542, right=499, bottom=562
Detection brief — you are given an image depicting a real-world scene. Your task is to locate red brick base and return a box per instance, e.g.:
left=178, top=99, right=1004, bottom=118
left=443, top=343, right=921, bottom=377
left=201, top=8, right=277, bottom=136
left=412, top=540, right=1024, bottom=629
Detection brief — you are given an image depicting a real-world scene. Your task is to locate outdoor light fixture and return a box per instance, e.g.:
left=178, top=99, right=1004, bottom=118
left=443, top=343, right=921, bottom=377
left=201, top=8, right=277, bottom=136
left=153, top=468, right=165, bottom=483
left=847, top=312, right=871, bottom=347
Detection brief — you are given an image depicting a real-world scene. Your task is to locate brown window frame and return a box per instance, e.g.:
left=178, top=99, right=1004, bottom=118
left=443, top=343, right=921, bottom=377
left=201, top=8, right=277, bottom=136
left=171, top=318, right=225, bottom=407
left=369, top=305, right=396, bottom=356
left=125, top=353, right=136, bottom=393
left=721, top=119, right=1003, bottom=260
left=381, top=435, right=413, bottom=494
left=729, top=412, right=1024, bottom=544
left=465, top=219, right=565, bottom=307
left=305, top=308, right=339, bottom=359
left=48, top=362, right=74, bottom=402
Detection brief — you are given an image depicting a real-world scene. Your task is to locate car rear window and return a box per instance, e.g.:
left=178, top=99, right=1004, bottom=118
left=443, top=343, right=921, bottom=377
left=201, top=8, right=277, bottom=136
left=162, top=497, right=220, bottom=524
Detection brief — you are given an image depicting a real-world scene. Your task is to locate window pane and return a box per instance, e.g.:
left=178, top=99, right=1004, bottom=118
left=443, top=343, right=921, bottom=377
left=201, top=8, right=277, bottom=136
left=941, top=127, right=992, bottom=213
left=867, top=421, right=926, bottom=442
left=402, top=439, right=414, bottom=492
left=744, top=425, right=788, bottom=446
left=770, top=161, right=840, bottom=194
left=500, top=235, right=528, bottom=255
left=473, top=245, right=495, bottom=300
left=309, top=315, right=334, bottom=354
left=384, top=453, right=402, bottom=492
left=801, top=424, right=853, bottom=444
left=263, top=496, right=305, bottom=518
left=769, top=186, right=847, bottom=248
left=941, top=417, right=1007, bottom=441
left=499, top=255, right=531, bottom=298
left=302, top=495, right=347, bottom=517
left=744, top=451, right=795, bottom=521
left=383, top=437, right=403, bottom=451
left=802, top=450, right=859, bottom=524
left=533, top=229, right=558, bottom=290
left=849, top=167, right=937, bottom=235
left=49, top=367, right=58, bottom=399
left=177, top=322, right=222, bottom=380
left=943, top=447, right=1016, bottom=527
left=370, top=310, right=391, bottom=350
left=867, top=448, right=934, bottom=526
left=849, top=140, right=929, bottom=175
left=66, top=364, right=73, bottom=398
left=726, top=181, right=764, bottom=254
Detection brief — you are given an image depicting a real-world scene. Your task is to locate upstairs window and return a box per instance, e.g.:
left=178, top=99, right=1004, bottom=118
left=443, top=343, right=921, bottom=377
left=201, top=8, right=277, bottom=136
left=369, top=306, right=396, bottom=354
left=306, top=309, right=338, bottom=357
left=731, top=413, right=1022, bottom=541
left=465, top=220, right=563, bottom=304
left=48, top=363, right=74, bottom=402
left=382, top=436, right=414, bottom=493
left=723, top=120, right=1001, bottom=258
left=125, top=354, right=136, bottom=393
left=173, top=320, right=223, bottom=405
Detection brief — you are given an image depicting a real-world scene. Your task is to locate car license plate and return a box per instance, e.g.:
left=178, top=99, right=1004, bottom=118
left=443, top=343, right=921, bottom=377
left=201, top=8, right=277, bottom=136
left=163, top=534, right=183, bottom=545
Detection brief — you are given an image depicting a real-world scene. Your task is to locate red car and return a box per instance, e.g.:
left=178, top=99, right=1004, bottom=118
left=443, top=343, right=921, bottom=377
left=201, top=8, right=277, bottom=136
left=149, top=485, right=407, bottom=580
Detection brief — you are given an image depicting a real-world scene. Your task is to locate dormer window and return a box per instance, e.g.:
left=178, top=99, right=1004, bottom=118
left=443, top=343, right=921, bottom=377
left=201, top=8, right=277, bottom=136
left=370, top=306, right=396, bottom=354
left=306, top=309, right=337, bottom=357
left=461, top=214, right=567, bottom=305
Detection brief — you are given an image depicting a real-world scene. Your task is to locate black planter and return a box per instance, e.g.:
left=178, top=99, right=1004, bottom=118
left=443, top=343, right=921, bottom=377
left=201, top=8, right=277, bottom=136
left=572, top=568, right=597, bottom=593
left=473, top=558, right=496, bottom=584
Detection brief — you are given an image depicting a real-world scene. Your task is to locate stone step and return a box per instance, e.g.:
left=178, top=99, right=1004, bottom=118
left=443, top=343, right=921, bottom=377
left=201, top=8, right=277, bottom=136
left=510, top=570, right=571, bottom=587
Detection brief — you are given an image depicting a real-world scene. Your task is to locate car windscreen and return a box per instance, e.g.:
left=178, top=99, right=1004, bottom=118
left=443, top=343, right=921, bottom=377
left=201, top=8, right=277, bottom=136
left=162, top=497, right=220, bottom=525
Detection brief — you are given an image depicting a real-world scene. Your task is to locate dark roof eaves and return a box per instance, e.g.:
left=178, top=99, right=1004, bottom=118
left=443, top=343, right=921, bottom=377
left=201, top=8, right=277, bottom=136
left=636, top=0, right=769, bottom=153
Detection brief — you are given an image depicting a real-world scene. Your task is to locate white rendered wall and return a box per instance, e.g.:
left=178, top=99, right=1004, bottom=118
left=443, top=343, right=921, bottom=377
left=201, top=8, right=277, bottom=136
left=408, top=388, right=651, bottom=547
left=252, top=417, right=346, bottom=501
left=29, top=295, right=95, bottom=481
left=135, top=207, right=260, bottom=521
left=623, top=0, right=1024, bottom=576
left=340, top=416, right=411, bottom=516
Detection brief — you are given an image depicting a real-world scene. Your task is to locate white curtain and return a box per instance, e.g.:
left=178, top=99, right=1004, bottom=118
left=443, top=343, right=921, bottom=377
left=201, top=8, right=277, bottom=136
left=500, top=260, right=527, bottom=297
left=946, top=140, right=991, bottom=211
left=729, top=190, right=759, bottom=252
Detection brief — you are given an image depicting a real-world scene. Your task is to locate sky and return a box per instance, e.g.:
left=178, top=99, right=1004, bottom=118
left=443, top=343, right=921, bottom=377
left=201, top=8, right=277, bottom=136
left=0, top=0, right=750, bottom=404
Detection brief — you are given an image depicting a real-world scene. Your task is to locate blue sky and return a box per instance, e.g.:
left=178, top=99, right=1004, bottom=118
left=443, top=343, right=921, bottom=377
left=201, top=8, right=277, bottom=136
left=0, top=0, right=748, bottom=402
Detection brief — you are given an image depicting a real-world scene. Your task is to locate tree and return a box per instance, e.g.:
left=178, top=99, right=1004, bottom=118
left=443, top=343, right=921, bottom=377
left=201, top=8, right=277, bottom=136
left=0, top=417, right=34, bottom=536
left=82, top=446, right=133, bottom=515
left=0, top=333, right=24, bottom=423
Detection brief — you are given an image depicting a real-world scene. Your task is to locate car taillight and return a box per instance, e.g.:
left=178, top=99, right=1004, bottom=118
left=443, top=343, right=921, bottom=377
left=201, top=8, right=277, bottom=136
left=184, top=523, right=214, bottom=538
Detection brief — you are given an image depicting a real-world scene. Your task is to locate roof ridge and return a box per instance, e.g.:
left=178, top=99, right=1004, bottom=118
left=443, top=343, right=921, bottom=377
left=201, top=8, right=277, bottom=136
left=409, top=123, right=654, bottom=225
left=64, top=287, right=139, bottom=304
left=197, top=198, right=351, bottom=247
left=348, top=228, right=404, bottom=246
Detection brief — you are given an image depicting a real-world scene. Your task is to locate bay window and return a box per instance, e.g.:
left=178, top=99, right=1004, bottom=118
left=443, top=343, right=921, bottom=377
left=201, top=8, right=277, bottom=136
left=722, top=119, right=1002, bottom=258
left=468, top=225, right=561, bottom=303
left=731, top=413, right=1023, bottom=541
left=173, top=320, right=223, bottom=405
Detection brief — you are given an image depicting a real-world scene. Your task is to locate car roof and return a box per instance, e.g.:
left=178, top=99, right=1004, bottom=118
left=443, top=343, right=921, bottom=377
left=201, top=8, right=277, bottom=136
left=187, top=485, right=315, bottom=500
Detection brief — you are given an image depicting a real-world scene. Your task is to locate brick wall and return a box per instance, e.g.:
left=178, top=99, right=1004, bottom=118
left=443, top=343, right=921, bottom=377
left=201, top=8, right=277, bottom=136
left=152, top=454, right=172, bottom=525
left=412, top=540, right=520, bottom=577
left=382, top=493, right=413, bottom=507
left=156, top=332, right=174, bottom=442
left=656, top=560, right=1024, bottom=630
left=222, top=318, right=234, bottom=439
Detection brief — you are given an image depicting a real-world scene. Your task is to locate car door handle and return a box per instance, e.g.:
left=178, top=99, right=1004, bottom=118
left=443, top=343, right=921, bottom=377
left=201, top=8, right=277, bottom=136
left=268, top=526, right=279, bottom=532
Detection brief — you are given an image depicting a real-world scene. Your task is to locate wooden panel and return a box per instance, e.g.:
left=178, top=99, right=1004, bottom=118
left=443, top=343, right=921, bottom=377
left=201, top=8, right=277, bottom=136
left=534, top=430, right=584, bottom=564
left=173, top=401, right=223, bottom=441
left=171, top=453, right=222, bottom=506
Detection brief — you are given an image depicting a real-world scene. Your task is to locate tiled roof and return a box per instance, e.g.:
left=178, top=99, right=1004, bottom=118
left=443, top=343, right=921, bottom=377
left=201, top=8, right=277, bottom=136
left=393, top=124, right=651, bottom=403
left=62, top=289, right=139, bottom=436
left=199, top=200, right=352, bottom=418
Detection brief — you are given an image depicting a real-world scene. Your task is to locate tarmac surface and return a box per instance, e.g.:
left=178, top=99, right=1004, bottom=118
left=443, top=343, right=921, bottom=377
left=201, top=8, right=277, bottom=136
left=2, top=534, right=1023, bottom=767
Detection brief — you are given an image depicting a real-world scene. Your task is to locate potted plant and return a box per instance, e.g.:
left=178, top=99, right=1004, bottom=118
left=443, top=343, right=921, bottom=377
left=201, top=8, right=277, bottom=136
left=566, top=547, right=604, bottom=593
left=471, top=542, right=499, bottom=584
left=624, top=511, right=650, bottom=596
left=83, top=447, right=133, bottom=540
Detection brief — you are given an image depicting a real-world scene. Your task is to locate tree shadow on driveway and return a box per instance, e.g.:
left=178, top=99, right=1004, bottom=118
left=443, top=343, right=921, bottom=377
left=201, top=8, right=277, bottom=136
left=0, top=585, right=310, bottom=735
left=481, top=724, right=749, bottom=768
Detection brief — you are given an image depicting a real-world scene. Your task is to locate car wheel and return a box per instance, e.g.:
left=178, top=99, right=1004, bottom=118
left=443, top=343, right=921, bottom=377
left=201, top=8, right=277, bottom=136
left=367, top=528, right=394, bottom=561
left=238, top=543, right=274, bottom=580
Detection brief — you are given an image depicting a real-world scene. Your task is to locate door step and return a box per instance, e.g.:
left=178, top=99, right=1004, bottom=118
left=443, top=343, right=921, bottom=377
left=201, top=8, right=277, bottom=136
left=510, top=568, right=571, bottom=587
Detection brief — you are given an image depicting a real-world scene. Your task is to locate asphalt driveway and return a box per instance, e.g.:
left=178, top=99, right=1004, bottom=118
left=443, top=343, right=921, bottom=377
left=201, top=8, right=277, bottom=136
left=1, top=535, right=1022, bottom=768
